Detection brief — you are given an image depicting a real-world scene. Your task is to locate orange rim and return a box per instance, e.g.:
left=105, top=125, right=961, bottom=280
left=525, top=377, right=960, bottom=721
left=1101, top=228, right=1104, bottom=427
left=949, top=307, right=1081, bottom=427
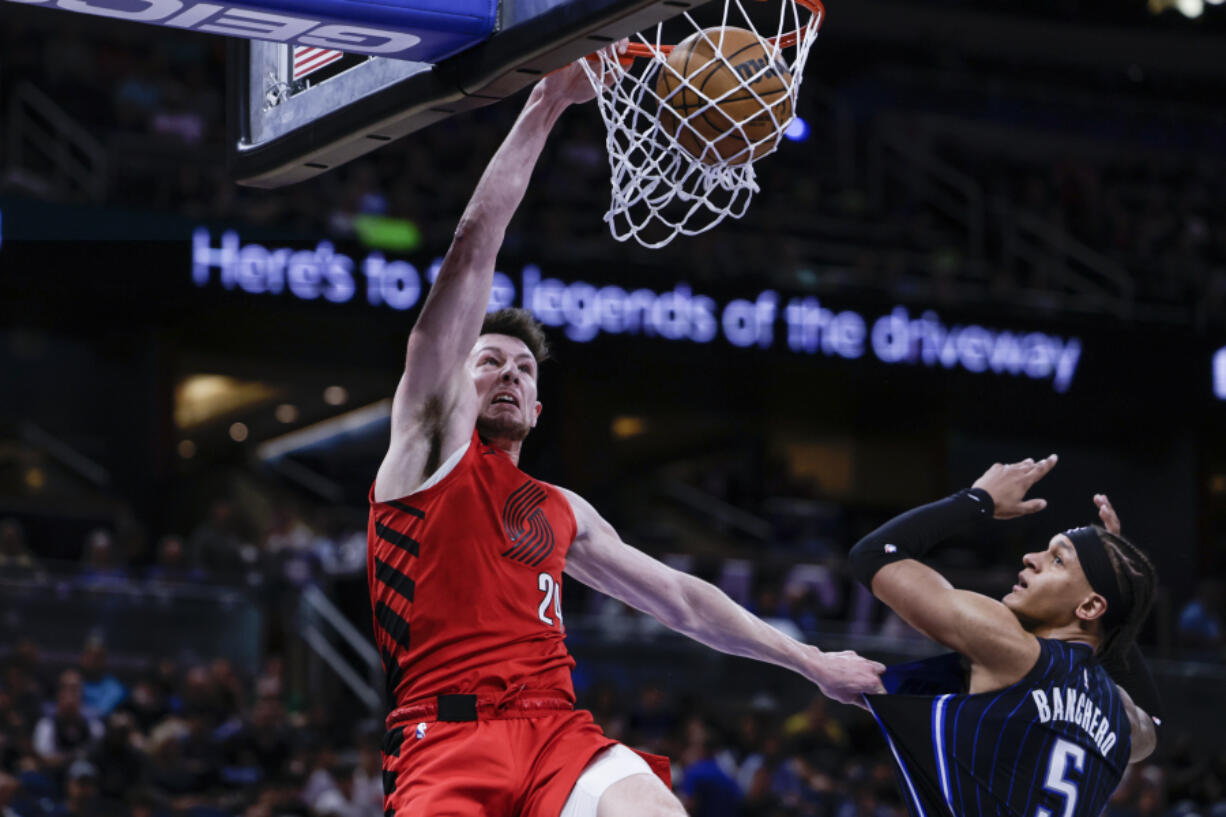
left=613, top=0, right=825, bottom=61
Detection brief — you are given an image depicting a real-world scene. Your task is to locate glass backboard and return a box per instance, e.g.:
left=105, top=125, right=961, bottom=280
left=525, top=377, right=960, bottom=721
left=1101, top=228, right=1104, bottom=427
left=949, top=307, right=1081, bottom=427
left=229, top=0, right=702, bottom=188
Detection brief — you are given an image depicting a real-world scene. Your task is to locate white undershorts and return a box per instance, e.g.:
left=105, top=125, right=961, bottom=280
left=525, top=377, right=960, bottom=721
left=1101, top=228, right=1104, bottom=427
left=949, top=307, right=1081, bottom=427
left=559, top=744, right=654, bottom=817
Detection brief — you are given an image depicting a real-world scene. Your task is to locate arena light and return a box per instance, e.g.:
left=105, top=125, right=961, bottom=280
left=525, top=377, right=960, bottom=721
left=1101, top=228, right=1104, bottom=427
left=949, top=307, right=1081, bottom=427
left=175, top=374, right=279, bottom=429
left=611, top=416, right=647, bottom=439
left=353, top=214, right=423, bottom=253
left=1213, top=346, right=1226, bottom=400
left=323, top=385, right=349, bottom=406
left=257, top=399, right=392, bottom=461
left=784, top=116, right=811, bottom=142
left=1175, top=0, right=1204, bottom=16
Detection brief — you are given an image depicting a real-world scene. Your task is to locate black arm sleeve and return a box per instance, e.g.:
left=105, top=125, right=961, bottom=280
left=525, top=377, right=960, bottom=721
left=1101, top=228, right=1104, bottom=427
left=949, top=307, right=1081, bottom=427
left=1103, top=643, right=1165, bottom=725
left=848, top=488, right=995, bottom=588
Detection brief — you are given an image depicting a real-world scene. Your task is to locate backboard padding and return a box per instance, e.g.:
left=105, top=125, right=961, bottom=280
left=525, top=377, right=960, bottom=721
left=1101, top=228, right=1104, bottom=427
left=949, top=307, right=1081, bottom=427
left=229, top=0, right=703, bottom=188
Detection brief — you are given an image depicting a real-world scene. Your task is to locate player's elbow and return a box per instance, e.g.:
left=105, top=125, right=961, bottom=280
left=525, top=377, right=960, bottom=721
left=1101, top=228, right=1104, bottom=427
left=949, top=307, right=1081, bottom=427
left=1130, top=719, right=1158, bottom=763
left=451, top=213, right=502, bottom=257
left=670, top=574, right=729, bottom=636
left=452, top=215, right=480, bottom=246
left=648, top=573, right=701, bottom=634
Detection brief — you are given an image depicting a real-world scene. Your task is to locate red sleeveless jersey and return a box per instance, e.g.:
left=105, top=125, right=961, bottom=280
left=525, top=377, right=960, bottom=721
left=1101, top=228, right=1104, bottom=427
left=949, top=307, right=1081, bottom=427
left=367, top=431, right=578, bottom=708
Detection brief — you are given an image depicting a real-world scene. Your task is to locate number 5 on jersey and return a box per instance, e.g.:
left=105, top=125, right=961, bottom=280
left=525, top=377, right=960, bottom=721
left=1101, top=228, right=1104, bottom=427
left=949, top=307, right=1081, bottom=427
left=538, top=572, right=563, bottom=627
left=1036, top=738, right=1085, bottom=817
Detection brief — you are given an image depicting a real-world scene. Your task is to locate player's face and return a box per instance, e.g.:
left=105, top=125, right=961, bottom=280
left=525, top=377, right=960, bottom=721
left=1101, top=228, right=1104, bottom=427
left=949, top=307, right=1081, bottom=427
left=467, top=334, right=542, bottom=443
left=1003, top=535, right=1102, bottom=629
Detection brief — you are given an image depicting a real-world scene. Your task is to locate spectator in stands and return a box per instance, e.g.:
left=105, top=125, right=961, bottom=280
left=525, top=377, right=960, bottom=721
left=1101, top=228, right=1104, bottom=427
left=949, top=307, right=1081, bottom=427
left=78, top=637, right=127, bottom=718
left=0, top=771, right=18, bottom=817
left=189, top=500, right=250, bottom=581
left=782, top=694, right=848, bottom=755
left=678, top=716, right=743, bottom=817
left=120, top=677, right=169, bottom=735
left=0, top=519, right=38, bottom=577
left=145, top=535, right=205, bottom=585
left=2, top=640, right=46, bottom=734
left=124, top=789, right=161, bottom=817
left=244, top=772, right=309, bottom=817
left=1164, top=732, right=1226, bottom=809
left=1, top=672, right=40, bottom=755
left=1177, top=579, right=1224, bottom=653
left=350, top=737, right=384, bottom=817
left=50, top=760, right=103, bottom=817
left=0, top=685, right=30, bottom=771
left=178, top=665, right=227, bottom=726
left=307, top=758, right=361, bottom=817
left=834, top=778, right=900, bottom=817
left=77, top=529, right=130, bottom=592
left=151, top=658, right=182, bottom=711
left=178, top=708, right=223, bottom=793
left=628, top=684, right=680, bottom=755
left=221, top=694, right=294, bottom=783
left=32, top=670, right=102, bottom=775
left=88, top=711, right=144, bottom=808
left=253, top=656, right=284, bottom=702
left=144, top=719, right=202, bottom=801
left=207, top=658, right=245, bottom=718
left=737, top=731, right=792, bottom=816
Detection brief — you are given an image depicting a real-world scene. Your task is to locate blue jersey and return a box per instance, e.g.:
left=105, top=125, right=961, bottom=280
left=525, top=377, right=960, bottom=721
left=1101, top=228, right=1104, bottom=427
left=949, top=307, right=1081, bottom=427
left=865, top=638, right=1132, bottom=817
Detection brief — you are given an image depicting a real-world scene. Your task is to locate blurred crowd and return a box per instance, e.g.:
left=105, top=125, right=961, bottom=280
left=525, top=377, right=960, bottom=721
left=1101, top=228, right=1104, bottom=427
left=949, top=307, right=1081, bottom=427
left=0, top=624, right=1222, bottom=817
left=3, top=473, right=1225, bottom=661
left=581, top=683, right=1226, bottom=817
left=1, top=450, right=1224, bottom=817
left=0, top=636, right=383, bottom=817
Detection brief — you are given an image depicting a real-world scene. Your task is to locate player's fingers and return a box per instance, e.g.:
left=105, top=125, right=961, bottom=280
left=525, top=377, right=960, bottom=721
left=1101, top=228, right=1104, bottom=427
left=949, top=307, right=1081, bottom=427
left=1018, top=497, right=1048, bottom=514
left=1095, top=494, right=1121, bottom=534
left=1026, top=454, right=1058, bottom=481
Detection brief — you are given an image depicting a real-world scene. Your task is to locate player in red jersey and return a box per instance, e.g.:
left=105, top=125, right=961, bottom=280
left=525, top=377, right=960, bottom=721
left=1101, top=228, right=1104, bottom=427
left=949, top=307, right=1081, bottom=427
left=368, top=55, right=886, bottom=817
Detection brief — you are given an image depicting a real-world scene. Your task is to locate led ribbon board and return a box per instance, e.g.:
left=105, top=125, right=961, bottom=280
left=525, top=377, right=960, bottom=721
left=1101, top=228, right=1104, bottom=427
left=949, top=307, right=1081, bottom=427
left=2, top=0, right=497, bottom=61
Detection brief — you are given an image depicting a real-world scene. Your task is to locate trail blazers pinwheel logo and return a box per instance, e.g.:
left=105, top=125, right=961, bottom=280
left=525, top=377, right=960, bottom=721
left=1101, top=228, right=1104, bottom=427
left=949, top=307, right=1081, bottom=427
left=501, top=481, right=555, bottom=567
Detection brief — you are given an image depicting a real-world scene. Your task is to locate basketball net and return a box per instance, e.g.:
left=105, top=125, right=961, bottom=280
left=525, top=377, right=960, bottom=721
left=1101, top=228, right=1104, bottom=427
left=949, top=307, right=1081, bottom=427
left=580, top=0, right=825, bottom=248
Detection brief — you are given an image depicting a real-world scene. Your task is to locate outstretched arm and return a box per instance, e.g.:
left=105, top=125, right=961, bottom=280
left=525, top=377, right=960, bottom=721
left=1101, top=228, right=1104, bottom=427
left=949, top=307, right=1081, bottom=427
left=374, top=63, right=597, bottom=501
left=849, top=457, right=1059, bottom=684
left=561, top=489, right=885, bottom=706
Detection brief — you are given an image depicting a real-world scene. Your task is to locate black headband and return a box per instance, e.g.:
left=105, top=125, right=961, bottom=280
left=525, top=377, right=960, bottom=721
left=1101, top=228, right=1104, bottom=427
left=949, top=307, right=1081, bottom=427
left=1064, top=526, right=1128, bottom=633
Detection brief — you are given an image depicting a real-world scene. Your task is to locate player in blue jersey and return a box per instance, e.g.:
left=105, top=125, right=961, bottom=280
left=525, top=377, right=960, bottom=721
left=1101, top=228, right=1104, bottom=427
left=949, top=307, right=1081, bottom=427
left=848, top=455, right=1159, bottom=817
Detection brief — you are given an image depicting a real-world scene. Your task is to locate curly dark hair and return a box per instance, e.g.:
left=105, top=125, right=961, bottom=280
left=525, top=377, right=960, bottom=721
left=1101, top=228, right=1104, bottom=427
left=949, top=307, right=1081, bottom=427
left=480, top=308, right=550, bottom=365
left=1093, top=525, right=1158, bottom=671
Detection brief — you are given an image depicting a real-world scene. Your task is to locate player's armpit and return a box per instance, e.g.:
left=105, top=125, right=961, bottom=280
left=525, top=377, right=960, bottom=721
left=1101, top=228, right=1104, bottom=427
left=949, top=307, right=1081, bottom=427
left=374, top=367, right=474, bottom=502
left=871, top=560, right=1039, bottom=680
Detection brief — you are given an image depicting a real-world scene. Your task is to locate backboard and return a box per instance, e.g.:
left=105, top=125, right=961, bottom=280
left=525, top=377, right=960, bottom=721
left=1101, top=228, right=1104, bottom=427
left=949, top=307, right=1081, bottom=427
left=229, top=0, right=704, bottom=188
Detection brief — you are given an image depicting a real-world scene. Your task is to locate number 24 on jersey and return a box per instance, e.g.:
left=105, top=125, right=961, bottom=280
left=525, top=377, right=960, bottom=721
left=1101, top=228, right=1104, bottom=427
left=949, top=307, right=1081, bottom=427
left=537, top=572, right=563, bottom=627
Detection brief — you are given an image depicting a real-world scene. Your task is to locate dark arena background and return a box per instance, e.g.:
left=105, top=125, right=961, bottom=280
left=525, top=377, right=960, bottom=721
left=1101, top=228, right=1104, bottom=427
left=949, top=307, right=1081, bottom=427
left=2, top=0, right=1226, bottom=815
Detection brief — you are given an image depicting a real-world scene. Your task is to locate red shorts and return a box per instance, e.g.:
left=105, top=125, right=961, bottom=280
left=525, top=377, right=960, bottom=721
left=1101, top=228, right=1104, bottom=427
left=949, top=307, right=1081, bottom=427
left=382, top=693, right=669, bottom=817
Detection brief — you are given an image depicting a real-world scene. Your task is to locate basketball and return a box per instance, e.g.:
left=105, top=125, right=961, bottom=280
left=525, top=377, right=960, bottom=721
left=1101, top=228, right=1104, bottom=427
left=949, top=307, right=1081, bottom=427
left=655, top=27, right=794, bottom=166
